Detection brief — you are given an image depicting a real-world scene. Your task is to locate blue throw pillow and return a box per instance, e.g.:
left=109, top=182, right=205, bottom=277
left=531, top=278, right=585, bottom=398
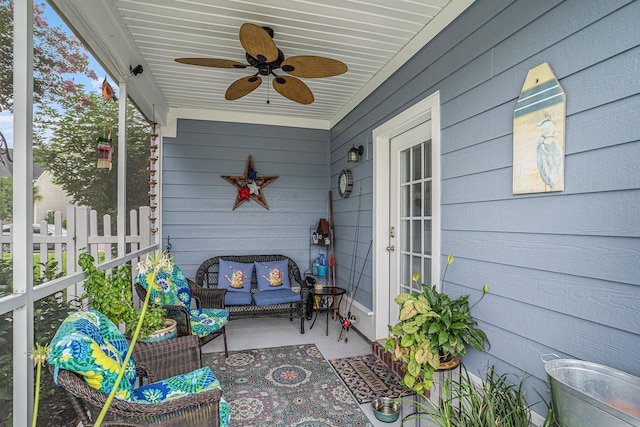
left=218, top=259, right=253, bottom=292
left=254, top=260, right=290, bottom=292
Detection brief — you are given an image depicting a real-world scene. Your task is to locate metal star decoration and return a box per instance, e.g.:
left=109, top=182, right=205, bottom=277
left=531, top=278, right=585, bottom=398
left=221, top=155, right=278, bottom=210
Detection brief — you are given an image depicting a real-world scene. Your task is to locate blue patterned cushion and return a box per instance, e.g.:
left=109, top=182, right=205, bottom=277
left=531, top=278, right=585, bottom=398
left=224, top=291, right=253, bottom=306
left=135, top=264, right=192, bottom=308
left=47, top=310, right=137, bottom=400
left=188, top=308, right=230, bottom=338
left=254, top=260, right=291, bottom=292
left=252, top=289, right=301, bottom=306
left=218, top=259, right=253, bottom=292
left=132, top=366, right=218, bottom=402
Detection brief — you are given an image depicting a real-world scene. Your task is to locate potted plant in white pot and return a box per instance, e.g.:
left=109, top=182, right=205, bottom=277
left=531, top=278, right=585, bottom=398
left=385, top=254, right=489, bottom=395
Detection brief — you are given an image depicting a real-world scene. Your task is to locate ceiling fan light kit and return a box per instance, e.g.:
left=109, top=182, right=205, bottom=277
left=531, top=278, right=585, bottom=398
left=175, top=23, right=347, bottom=104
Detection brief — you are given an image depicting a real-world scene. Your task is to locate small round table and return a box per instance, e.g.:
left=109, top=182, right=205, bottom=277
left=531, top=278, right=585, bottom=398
left=309, top=286, right=346, bottom=336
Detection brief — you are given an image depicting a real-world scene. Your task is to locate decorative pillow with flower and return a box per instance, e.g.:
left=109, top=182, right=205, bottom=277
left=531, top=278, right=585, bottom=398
left=254, top=260, right=291, bottom=292
left=218, top=259, right=253, bottom=292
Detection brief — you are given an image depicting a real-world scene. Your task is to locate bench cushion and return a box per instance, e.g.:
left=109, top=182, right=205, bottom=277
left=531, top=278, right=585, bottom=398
left=252, top=289, right=301, bottom=306
left=224, top=291, right=253, bottom=306
left=254, top=260, right=291, bottom=291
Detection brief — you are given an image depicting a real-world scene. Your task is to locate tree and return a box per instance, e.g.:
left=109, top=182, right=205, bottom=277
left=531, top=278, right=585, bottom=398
left=0, top=175, right=10, bottom=221
left=34, top=90, right=150, bottom=226
left=0, top=0, right=96, bottom=112
left=0, top=176, right=42, bottom=223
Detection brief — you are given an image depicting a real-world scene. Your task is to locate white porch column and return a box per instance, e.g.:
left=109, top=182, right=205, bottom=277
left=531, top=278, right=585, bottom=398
left=117, top=82, right=127, bottom=256
left=12, top=0, right=34, bottom=425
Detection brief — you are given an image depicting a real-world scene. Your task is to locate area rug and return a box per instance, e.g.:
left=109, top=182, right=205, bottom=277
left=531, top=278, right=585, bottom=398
left=203, top=344, right=372, bottom=427
left=330, top=354, right=411, bottom=404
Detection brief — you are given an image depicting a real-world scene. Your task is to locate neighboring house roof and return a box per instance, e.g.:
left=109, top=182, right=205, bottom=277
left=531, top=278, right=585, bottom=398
left=0, top=149, right=45, bottom=181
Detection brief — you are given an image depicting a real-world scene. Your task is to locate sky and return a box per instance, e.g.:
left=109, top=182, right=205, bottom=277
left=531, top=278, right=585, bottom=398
left=1, top=2, right=108, bottom=148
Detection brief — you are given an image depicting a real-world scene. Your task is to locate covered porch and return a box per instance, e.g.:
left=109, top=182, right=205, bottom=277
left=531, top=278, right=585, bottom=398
left=2, top=0, right=639, bottom=426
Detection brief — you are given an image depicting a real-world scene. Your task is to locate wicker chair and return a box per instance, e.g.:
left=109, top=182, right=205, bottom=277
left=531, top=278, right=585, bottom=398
left=48, top=315, right=228, bottom=427
left=135, top=264, right=229, bottom=357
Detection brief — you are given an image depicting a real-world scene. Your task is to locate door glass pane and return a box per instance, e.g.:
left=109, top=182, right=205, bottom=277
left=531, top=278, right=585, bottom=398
left=412, top=220, right=421, bottom=254
left=424, top=140, right=432, bottom=178
left=412, top=183, right=422, bottom=217
left=401, top=219, right=410, bottom=251
left=412, top=144, right=422, bottom=181
left=401, top=185, right=410, bottom=217
left=423, top=220, right=432, bottom=255
left=411, top=256, right=421, bottom=293
left=423, top=258, right=432, bottom=286
left=401, top=254, right=411, bottom=292
left=423, top=181, right=432, bottom=216
left=401, top=149, right=410, bottom=184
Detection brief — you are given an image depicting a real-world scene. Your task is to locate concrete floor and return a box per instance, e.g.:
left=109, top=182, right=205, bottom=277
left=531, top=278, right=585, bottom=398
left=202, top=315, right=438, bottom=427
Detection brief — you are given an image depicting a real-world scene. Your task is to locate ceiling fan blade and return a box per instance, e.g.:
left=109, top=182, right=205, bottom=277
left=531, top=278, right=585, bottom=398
left=281, top=56, right=347, bottom=78
left=175, top=58, right=247, bottom=69
left=239, top=23, right=279, bottom=63
left=272, top=75, right=314, bottom=104
left=225, top=76, right=263, bottom=100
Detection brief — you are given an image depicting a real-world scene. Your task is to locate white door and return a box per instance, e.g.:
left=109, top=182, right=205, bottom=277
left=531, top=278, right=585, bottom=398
left=373, top=92, right=440, bottom=340
left=388, top=122, right=436, bottom=321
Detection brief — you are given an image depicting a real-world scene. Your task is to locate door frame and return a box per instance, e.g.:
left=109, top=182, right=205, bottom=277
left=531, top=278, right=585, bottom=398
left=372, top=91, right=441, bottom=340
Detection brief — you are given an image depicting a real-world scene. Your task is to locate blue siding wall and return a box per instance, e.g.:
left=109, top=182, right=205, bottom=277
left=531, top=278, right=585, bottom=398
left=163, top=119, right=330, bottom=278
left=330, top=0, right=640, bottom=412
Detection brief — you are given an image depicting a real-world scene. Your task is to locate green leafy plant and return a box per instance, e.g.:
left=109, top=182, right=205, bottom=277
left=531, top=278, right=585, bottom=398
left=402, top=365, right=552, bottom=427
left=78, top=252, right=165, bottom=338
left=385, top=254, right=489, bottom=395
left=0, top=258, right=81, bottom=426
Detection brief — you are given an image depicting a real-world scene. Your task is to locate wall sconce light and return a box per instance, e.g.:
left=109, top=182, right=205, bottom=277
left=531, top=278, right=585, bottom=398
left=347, top=145, right=364, bottom=163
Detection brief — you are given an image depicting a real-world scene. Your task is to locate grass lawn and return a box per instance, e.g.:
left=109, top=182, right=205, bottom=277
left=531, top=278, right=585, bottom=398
left=2, top=251, right=107, bottom=277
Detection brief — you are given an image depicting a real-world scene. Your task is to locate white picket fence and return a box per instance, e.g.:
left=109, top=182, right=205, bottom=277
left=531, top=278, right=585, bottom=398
left=0, top=205, right=153, bottom=279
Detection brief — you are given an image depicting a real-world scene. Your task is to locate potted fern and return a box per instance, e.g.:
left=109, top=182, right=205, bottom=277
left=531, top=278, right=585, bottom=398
left=385, top=254, right=489, bottom=395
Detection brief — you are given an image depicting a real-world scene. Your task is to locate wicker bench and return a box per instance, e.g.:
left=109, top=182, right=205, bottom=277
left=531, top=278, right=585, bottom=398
left=194, top=255, right=308, bottom=333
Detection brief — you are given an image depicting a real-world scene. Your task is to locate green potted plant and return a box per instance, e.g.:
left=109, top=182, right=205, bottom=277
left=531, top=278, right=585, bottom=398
left=402, top=365, right=554, bottom=427
left=385, top=254, right=489, bottom=395
left=78, top=251, right=168, bottom=339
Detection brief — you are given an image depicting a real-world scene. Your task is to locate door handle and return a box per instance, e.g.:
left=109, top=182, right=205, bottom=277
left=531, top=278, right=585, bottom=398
left=386, top=245, right=395, bottom=252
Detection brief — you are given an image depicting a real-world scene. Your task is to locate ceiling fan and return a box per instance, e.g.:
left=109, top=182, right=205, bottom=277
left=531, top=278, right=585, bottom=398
left=175, top=23, right=348, bottom=105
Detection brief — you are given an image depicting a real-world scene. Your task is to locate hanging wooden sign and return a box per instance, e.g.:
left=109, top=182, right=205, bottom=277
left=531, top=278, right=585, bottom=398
left=513, top=62, right=566, bottom=194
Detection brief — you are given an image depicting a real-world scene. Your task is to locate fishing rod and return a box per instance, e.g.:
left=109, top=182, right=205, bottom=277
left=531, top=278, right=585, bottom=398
left=339, top=240, right=372, bottom=343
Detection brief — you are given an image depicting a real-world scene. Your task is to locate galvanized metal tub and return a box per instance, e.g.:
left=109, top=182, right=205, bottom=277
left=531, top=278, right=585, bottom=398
left=543, top=358, right=640, bottom=427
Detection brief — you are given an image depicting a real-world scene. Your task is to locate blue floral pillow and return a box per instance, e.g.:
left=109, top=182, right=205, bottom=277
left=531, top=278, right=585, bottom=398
left=47, top=310, right=137, bottom=400
left=218, top=259, right=253, bottom=292
left=254, top=260, right=291, bottom=292
left=135, top=264, right=192, bottom=308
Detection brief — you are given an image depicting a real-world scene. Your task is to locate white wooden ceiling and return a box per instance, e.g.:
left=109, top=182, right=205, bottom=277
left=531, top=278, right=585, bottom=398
left=50, top=0, right=473, bottom=129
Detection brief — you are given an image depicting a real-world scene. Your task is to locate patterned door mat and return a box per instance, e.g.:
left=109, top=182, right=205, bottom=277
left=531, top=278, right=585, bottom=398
left=330, top=354, right=412, bottom=404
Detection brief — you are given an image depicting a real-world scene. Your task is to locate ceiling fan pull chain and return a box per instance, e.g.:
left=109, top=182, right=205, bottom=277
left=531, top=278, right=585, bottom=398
left=267, top=74, right=270, bottom=104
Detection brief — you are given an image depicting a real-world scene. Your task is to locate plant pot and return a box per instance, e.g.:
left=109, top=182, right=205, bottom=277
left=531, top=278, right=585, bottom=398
left=139, top=319, right=177, bottom=343
left=438, top=354, right=461, bottom=371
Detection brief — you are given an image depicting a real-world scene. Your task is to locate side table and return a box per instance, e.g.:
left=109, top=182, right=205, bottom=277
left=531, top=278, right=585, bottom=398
left=309, top=286, right=346, bottom=336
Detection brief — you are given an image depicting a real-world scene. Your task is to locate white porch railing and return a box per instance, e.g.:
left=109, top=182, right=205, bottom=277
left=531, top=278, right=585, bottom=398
left=0, top=205, right=152, bottom=281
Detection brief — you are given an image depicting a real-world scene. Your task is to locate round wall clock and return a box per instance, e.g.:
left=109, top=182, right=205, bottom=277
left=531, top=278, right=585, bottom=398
left=338, top=169, right=353, bottom=198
